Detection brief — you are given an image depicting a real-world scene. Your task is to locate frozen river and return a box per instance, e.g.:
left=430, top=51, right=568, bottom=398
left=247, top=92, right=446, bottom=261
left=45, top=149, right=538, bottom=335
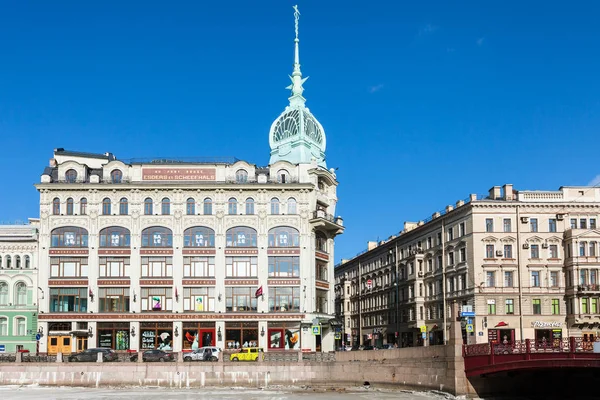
left=0, top=386, right=459, bottom=400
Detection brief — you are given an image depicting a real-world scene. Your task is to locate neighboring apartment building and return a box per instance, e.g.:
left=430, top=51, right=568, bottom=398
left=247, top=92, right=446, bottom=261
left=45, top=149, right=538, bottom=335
left=34, top=10, right=344, bottom=355
left=335, top=184, right=600, bottom=348
left=0, top=221, right=39, bottom=353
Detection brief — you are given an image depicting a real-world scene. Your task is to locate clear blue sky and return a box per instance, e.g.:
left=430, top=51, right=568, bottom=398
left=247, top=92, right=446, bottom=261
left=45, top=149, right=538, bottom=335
left=1, top=1, right=599, bottom=262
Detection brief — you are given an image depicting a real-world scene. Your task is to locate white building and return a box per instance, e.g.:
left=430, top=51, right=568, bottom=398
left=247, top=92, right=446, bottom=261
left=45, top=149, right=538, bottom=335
left=35, top=7, right=344, bottom=355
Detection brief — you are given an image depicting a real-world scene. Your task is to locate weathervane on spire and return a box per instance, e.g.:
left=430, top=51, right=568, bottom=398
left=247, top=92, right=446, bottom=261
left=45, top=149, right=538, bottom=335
left=286, top=4, right=309, bottom=104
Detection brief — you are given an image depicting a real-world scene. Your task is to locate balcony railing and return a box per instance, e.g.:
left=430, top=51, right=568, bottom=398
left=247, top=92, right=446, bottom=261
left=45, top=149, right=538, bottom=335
left=312, top=210, right=344, bottom=226
left=578, top=284, right=600, bottom=292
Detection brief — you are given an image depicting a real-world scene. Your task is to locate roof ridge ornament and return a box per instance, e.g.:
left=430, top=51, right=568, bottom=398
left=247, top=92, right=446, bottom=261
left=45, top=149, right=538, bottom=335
left=286, top=5, right=309, bottom=106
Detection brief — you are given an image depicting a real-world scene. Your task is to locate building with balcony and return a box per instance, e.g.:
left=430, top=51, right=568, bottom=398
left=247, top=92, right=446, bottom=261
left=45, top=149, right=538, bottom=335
left=335, top=184, right=600, bottom=348
left=0, top=221, right=39, bottom=353
left=34, top=8, right=344, bottom=355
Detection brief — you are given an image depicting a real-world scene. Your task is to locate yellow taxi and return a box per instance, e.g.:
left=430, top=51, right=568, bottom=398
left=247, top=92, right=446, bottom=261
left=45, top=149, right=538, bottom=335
left=229, top=347, right=264, bottom=362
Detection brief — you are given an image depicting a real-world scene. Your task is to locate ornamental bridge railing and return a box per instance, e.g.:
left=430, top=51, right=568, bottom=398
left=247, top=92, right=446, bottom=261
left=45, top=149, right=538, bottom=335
left=463, top=337, right=600, bottom=377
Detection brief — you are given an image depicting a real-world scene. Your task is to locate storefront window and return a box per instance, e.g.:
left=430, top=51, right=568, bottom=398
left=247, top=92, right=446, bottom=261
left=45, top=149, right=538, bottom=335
left=268, top=287, right=300, bottom=312
left=268, top=256, right=299, bottom=277
left=225, top=227, right=257, bottom=247
left=268, top=227, right=300, bottom=247
left=183, top=256, right=215, bottom=277
left=225, top=287, right=258, bottom=312
left=141, top=226, right=173, bottom=247
left=140, top=287, right=173, bottom=312
left=99, top=227, right=131, bottom=247
left=225, top=322, right=258, bottom=350
left=141, top=257, right=173, bottom=278
left=97, top=322, right=130, bottom=350
left=140, top=322, right=173, bottom=350
left=226, top=257, right=258, bottom=277
left=50, top=257, right=89, bottom=278
left=183, top=227, right=215, bottom=247
left=183, top=287, right=215, bottom=312
left=99, top=257, right=130, bottom=277
left=49, top=288, right=88, bottom=312
left=51, top=227, right=88, bottom=247
left=267, top=322, right=300, bottom=350
left=98, top=288, right=130, bottom=312
left=182, top=322, right=215, bottom=350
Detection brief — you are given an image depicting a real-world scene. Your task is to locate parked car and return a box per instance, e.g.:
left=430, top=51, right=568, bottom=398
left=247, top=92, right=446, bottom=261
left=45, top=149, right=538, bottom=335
left=130, top=349, right=174, bottom=362
left=230, top=347, right=263, bottom=362
left=362, top=345, right=375, bottom=350
left=183, top=346, right=221, bottom=362
left=68, top=348, right=118, bottom=362
left=379, top=344, right=395, bottom=350
left=350, top=345, right=360, bottom=351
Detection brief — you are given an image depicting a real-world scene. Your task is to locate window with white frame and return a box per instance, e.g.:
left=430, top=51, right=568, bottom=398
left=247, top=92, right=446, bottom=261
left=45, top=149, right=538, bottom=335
left=183, top=226, right=215, bottom=247
left=0, top=317, right=6, bottom=336
left=504, top=271, right=514, bottom=287
left=245, top=198, right=255, bottom=215
left=225, top=256, right=258, bottom=277
left=141, top=257, right=173, bottom=278
left=486, top=244, right=494, bottom=258
left=531, top=271, right=541, bottom=287
left=270, top=198, right=280, bottom=214
left=183, top=256, right=215, bottom=277
left=268, top=226, right=300, bottom=247
left=235, top=169, right=248, bottom=183
left=268, top=256, right=300, bottom=277
left=549, top=244, right=558, bottom=258
left=0, top=282, right=7, bottom=305
left=203, top=198, right=212, bottom=215
left=228, top=198, right=238, bottom=215
left=486, top=271, right=496, bottom=287
left=50, top=257, right=89, bottom=278
left=287, top=198, right=297, bottom=214
left=183, top=287, right=215, bottom=312
left=15, top=317, right=26, bottom=336
left=504, top=244, right=513, bottom=259
left=141, top=287, right=172, bottom=311
left=225, top=226, right=257, bottom=247
left=99, top=257, right=130, bottom=278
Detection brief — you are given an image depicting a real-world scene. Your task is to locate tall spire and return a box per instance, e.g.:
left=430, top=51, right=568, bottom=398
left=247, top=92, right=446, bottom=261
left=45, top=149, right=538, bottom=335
left=286, top=5, right=309, bottom=106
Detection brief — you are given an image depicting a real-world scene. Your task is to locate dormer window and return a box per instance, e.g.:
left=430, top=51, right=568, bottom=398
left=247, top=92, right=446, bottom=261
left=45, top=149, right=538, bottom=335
left=111, top=170, right=122, bottom=183
left=236, top=169, right=248, bottom=183
left=277, top=169, right=289, bottom=183
left=65, top=169, right=77, bottom=183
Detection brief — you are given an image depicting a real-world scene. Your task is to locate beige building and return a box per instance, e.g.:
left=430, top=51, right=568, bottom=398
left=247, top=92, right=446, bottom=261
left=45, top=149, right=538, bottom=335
left=34, top=8, right=344, bottom=356
left=335, top=184, right=600, bottom=348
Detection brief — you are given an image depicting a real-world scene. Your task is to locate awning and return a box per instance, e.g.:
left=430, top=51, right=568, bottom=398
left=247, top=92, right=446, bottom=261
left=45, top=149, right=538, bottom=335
left=495, top=321, right=509, bottom=328
left=69, top=330, right=90, bottom=337
left=329, top=319, right=343, bottom=327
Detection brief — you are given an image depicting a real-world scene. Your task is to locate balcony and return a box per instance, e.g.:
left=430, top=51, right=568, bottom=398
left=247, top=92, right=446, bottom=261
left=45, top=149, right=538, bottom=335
left=578, top=284, right=600, bottom=293
left=309, top=210, right=345, bottom=235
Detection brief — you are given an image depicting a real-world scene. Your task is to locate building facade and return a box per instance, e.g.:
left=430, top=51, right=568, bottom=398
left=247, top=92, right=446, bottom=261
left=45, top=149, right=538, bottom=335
left=0, top=221, right=39, bottom=353
left=335, top=184, right=600, bottom=348
left=35, top=8, right=344, bottom=355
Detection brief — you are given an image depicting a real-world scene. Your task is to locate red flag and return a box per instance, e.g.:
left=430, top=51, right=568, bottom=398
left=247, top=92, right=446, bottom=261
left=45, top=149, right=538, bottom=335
left=175, top=286, right=179, bottom=298
left=89, top=288, right=93, bottom=297
left=255, top=286, right=263, bottom=298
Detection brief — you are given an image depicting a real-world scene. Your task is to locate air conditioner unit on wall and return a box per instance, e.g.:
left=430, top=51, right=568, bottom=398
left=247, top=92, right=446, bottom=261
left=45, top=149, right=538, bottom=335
left=542, top=244, right=549, bottom=249
left=521, top=217, right=529, bottom=223
left=496, top=250, right=503, bottom=256
left=523, top=243, right=530, bottom=249
left=556, top=214, right=565, bottom=221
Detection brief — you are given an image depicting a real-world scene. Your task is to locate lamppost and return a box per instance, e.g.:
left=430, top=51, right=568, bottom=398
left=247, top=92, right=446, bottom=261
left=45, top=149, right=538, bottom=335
left=395, top=274, right=400, bottom=346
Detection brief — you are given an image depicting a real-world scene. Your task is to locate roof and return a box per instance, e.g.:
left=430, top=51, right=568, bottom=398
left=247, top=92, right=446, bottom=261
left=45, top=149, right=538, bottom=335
left=54, top=148, right=116, bottom=161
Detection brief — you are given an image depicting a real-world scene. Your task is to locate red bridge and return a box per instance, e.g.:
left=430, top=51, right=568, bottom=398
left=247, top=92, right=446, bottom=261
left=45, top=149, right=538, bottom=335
left=463, top=337, right=600, bottom=377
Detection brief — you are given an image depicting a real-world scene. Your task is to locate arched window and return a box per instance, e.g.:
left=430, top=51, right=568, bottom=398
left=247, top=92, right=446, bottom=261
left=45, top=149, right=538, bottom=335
left=268, top=227, right=300, bottom=247
left=80, top=198, right=87, bottom=215
left=245, top=198, right=255, bottom=215
left=52, top=198, right=60, bottom=215
left=5, top=256, right=11, bottom=269
left=111, top=169, right=122, bottom=183
left=66, top=198, right=74, bottom=215
left=287, top=198, right=297, bottom=215
left=119, top=198, right=128, bottom=215
left=0, top=283, right=8, bottom=305
left=15, top=282, right=27, bottom=306
left=228, top=198, right=238, bottom=215
left=141, top=226, right=173, bottom=247
left=25, top=256, right=30, bottom=269
left=51, top=227, right=89, bottom=247
left=15, top=256, right=21, bottom=269
left=591, top=242, right=597, bottom=257
left=0, top=317, right=6, bottom=336
left=102, top=198, right=111, bottom=215
left=236, top=169, right=248, bottom=183
left=15, top=317, right=26, bottom=336
left=186, top=198, right=195, bottom=215
left=184, top=226, right=215, bottom=247
left=226, top=227, right=257, bottom=247
left=580, top=242, right=587, bottom=257
left=203, top=198, right=212, bottom=215
left=65, top=169, right=77, bottom=183
left=270, top=198, right=280, bottom=215
left=161, top=198, right=170, bottom=215
left=99, top=226, right=131, bottom=247
left=277, top=169, right=289, bottom=183
left=316, top=232, right=328, bottom=253
left=144, top=198, right=153, bottom=215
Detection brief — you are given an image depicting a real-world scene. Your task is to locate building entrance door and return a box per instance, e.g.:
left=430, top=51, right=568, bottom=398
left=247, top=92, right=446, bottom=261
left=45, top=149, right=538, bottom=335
left=48, top=336, right=71, bottom=355
left=77, top=337, right=88, bottom=352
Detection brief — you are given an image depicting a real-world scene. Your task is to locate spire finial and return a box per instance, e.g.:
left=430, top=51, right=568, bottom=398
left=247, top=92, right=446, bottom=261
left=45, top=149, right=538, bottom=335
left=286, top=5, right=308, bottom=105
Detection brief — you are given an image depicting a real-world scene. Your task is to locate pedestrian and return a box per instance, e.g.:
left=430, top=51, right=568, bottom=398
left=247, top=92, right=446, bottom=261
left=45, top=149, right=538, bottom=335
left=204, top=347, right=212, bottom=361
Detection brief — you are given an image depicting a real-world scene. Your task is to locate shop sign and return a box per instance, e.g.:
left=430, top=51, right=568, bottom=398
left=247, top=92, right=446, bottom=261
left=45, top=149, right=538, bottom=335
left=142, top=167, right=216, bottom=181
left=531, top=321, right=563, bottom=328
left=420, top=325, right=427, bottom=333
left=0, top=345, right=4, bottom=352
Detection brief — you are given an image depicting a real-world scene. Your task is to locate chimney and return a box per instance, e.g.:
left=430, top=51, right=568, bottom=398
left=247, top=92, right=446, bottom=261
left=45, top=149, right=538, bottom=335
left=445, top=205, right=454, bottom=213
left=489, top=186, right=501, bottom=200
left=456, top=200, right=465, bottom=208
left=367, top=241, right=378, bottom=250
left=503, top=184, right=514, bottom=200
left=470, top=194, right=477, bottom=202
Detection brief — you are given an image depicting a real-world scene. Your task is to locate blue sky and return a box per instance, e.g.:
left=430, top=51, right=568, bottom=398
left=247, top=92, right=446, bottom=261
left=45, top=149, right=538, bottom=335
left=1, top=1, right=599, bottom=262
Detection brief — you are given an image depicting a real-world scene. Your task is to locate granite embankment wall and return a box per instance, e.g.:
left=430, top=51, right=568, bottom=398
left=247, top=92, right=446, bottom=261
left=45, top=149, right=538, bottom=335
left=0, top=345, right=476, bottom=396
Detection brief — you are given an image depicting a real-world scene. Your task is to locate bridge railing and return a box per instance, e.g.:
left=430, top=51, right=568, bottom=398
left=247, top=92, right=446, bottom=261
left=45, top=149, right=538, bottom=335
left=464, top=337, right=600, bottom=358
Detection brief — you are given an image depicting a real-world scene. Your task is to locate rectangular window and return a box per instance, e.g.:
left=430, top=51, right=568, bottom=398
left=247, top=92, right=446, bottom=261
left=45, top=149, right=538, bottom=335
left=437, top=255, right=442, bottom=270
left=448, top=227, right=454, bottom=241
left=550, top=271, right=559, bottom=287
left=183, top=256, right=215, bottom=278
left=503, top=218, right=511, bottom=233
left=268, top=287, right=300, bottom=312
left=506, top=299, right=514, bottom=314
left=98, top=288, right=130, bottom=312
left=581, top=219, right=588, bottom=229
left=548, top=219, right=557, bottom=232
left=437, top=232, right=442, bottom=245
left=531, top=271, right=540, bottom=287
left=50, top=257, right=89, bottom=278
left=427, top=237, right=432, bottom=249
left=530, top=218, right=538, bottom=232
left=551, top=299, right=560, bottom=315
left=580, top=269, right=587, bottom=285
left=183, top=287, right=215, bottom=312
left=530, top=244, right=540, bottom=259
left=427, top=259, right=433, bottom=272
left=487, top=302, right=496, bottom=315
left=448, top=252, right=455, bottom=265
left=485, top=218, right=494, bottom=233
left=504, top=244, right=513, bottom=259
left=570, top=218, right=577, bottom=229
left=504, top=271, right=513, bottom=287
left=486, top=271, right=496, bottom=287
left=532, top=299, right=541, bottom=314
left=226, top=287, right=258, bottom=312
left=592, top=298, right=598, bottom=314
left=591, top=219, right=597, bottom=229
left=141, top=257, right=173, bottom=278
left=99, top=257, right=130, bottom=278
left=49, top=288, right=88, bottom=312
left=141, top=287, right=172, bottom=312
left=226, top=256, right=258, bottom=278
left=582, top=298, right=589, bottom=314
left=459, top=222, right=465, bottom=237
left=486, top=244, right=494, bottom=258
left=591, top=270, right=597, bottom=285
left=316, top=261, right=328, bottom=281
left=459, top=248, right=466, bottom=262
left=549, top=244, right=558, bottom=258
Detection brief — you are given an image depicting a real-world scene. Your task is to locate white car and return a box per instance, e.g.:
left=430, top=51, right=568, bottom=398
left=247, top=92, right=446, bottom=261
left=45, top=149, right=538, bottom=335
left=183, top=346, right=221, bottom=362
